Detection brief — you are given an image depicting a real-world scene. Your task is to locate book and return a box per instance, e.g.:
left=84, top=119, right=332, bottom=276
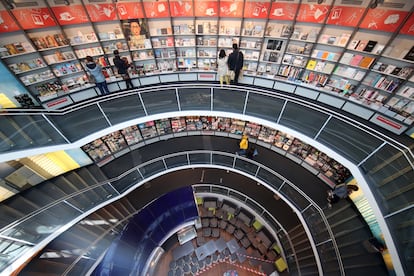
left=403, top=46, right=414, bottom=61
left=363, top=40, right=377, bottom=53
left=397, top=67, right=414, bottom=79
left=349, top=40, right=360, bottom=50
left=337, top=33, right=350, bottom=46
left=372, top=44, right=385, bottom=55
left=359, top=56, right=375, bottom=68
left=350, top=54, right=364, bottom=66
left=340, top=52, right=353, bottom=64
left=306, top=59, right=317, bottom=70
left=356, top=40, right=368, bottom=51
left=383, top=65, right=397, bottom=74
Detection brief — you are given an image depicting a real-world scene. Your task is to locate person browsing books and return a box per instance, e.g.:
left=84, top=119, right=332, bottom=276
left=85, top=56, right=110, bottom=95
left=113, top=50, right=134, bottom=89
left=227, top=43, right=244, bottom=84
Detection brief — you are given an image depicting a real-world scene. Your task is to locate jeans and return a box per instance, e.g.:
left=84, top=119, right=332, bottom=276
left=96, top=81, right=110, bottom=95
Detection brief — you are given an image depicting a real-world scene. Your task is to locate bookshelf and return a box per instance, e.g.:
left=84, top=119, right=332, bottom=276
left=0, top=0, right=413, bottom=131
left=80, top=115, right=351, bottom=187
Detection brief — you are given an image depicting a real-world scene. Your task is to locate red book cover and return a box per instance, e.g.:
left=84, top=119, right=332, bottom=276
left=400, top=15, right=414, bottom=35
left=85, top=3, right=117, bottom=22
left=194, top=0, right=218, bottom=17
left=219, top=0, right=243, bottom=18
left=326, top=6, right=364, bottom=27
left=243, top=1, right=270, bottom=18
left=360, top=9, right=408, bottom=32
left=169, top=0, right=194, bottom=17
left=0, top=10, right=20, bottom=32
left=116, top=2, right=145, bottom=19
left=12, top=7, right=57, bottom=29
left=269, top=2, right=298, bottom=20
left=51, top=4, right=89, bottom=25
left=296, top=3, right=329, bottom=23
left=143, top=0, right=170, bottom=18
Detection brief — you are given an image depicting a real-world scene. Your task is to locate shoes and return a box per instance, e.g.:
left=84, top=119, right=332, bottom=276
left=327, top=203, right=332, bottom=209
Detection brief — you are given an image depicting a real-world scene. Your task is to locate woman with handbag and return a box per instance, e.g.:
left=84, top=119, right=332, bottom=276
left=217, top=49, right=230, bottom=87
left=113, top=50, right=134, bottom=89
left=227, top=43, right=244, bottom=84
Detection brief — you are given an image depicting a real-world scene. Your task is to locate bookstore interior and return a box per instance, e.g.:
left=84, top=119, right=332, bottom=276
left=0, top=0, right=414, bottom=136
left=0, top=1, right=413, bottom=275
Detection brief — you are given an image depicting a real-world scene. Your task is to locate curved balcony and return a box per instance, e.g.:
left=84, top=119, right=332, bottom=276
left=0, top=83, right=412, bottom=275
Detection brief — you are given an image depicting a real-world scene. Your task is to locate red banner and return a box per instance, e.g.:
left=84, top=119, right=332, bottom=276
left=326, top=6, right=365, bottom=27
left=296, top=3, right=330, bottom=23
left=12, top=8, right=57, bottom=29
left=244, top=1, right=270, bottom=19
left=194, top=0, right=218, bottom=17
left=219, top=0, right=243, bottom=18
left=143, top=0, right=170, bottom=18
left=269, top=2, right=298, bottom=20
left=400, top=14, right=414, bottom=35
left=170, top=0, right=194, bottom=17
left=84, top=3, right=117, bottom=22
left=116, top=2, right=145, bottom=19
left=360, top=9, right=408, bottom=32
left=51, top=4, right=89, bottom=25
left=0, top=10, right=20, bottom=32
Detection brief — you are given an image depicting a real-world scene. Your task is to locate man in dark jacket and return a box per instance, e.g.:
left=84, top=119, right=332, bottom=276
left=113, top=50, right=134, bottom=89
left=227, top=43, right=244, bottom=84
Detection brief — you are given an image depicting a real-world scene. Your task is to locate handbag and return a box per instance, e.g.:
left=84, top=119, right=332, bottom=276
left=228, top=70, right=235, bottom=80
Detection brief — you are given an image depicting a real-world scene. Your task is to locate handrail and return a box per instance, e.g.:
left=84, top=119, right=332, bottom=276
left=0, top=83, right=412, bottom=156
left=0, top=150, right=342, bottom=276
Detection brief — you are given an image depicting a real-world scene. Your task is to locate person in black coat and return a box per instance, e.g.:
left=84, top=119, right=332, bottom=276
left=227, top=43, right=244, bottom=84
left=113, top=50, right=134, bottom=89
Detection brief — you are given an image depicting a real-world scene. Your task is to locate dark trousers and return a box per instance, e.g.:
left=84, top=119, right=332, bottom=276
left=122, top=74, right=134, bottom=89
left=233, top=69, right=241, bottom=84
left=96, top=81, right=110, bottom=95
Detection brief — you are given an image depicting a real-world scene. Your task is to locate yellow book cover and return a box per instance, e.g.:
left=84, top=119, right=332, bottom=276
left=306, top=59, right=317, bottom=70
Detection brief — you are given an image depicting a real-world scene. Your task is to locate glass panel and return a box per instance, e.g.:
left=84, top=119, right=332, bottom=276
left=211, top=186, right=228, bottom=196
left=234, top=158, right=259, bottom=176
left=279, top=102, right=330, bottom=138
left=0, top=115, right=64, bottom=153
left=302, top=206, right=330, bottom=244
left=111, top=170, right=142, bottom=194
left=3, top=202, right=81, bottom=244
left=213, top=88, right=246, bottom=113
left=140, top=89, right=178, bottom=114
left=0, top=239, right=31, bottom=272
left=165, top=154, right=189, bottom=169
left=189, top=152, right=210, bottom=164
left=66, top=188, right=108, bottom=212
left=245, top=198, right=262, bottom=214
left=228, top=190, right=245, bottom=202
left=245, top=93, right=284, bottom=122
left=256, top=168, right=284, bottom=190
left=317, top=240, right=341, bottom=275
left=178, top=87, right=211, bottom=110
left=99, top=95, right=146, bottom=125
left=139, top=160, right=166, bottom=178
left=46, top=105, right=109, bottom=142
left=386, top=207, right=414, bottom=274
left=280, top=184, right=310, bottom=211
left=316, top=117, right=383, bottom=164
left=360, top=144, right=414, bottom=214
left=212, top=153, right=234, bottom=167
